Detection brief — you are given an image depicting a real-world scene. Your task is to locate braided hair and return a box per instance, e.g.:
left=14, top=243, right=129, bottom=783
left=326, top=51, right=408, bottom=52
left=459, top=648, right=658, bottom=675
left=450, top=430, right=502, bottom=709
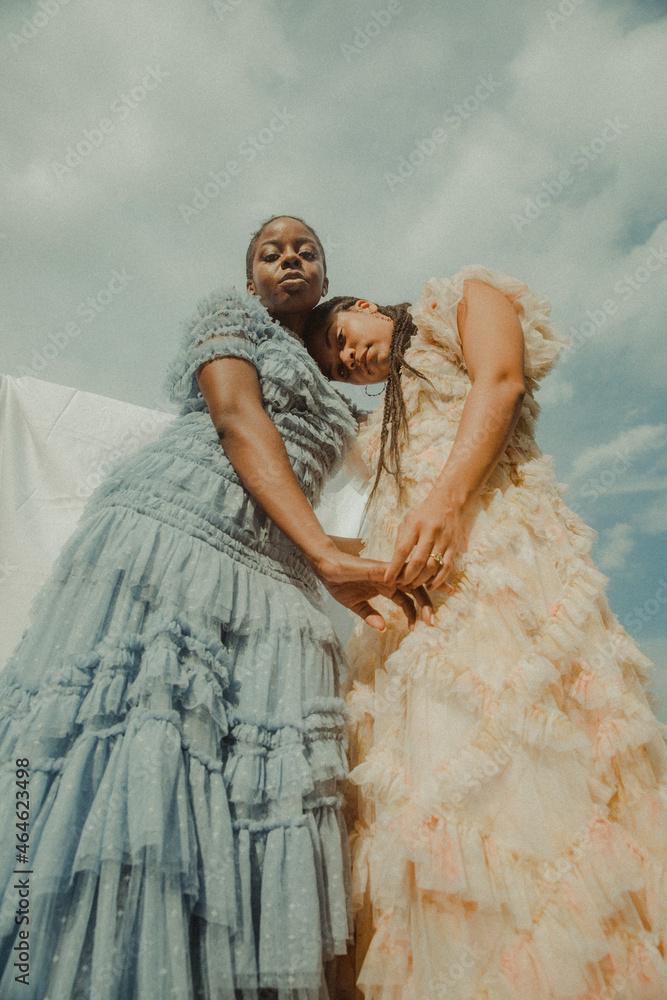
left=304, top=296, right=429, bottom=502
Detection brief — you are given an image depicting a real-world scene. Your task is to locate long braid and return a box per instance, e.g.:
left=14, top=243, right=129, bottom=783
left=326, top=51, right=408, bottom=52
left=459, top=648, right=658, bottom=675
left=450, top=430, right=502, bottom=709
left=369, top=302, right=426, bottom=502
left=304, top=297, right=429, bottom=503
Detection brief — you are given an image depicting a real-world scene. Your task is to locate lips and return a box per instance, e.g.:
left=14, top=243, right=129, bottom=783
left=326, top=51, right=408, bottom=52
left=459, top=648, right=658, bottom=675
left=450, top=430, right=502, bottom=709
left=359, top=348, right=371, bottom=375
left=279, top=272, right=307, bottom=284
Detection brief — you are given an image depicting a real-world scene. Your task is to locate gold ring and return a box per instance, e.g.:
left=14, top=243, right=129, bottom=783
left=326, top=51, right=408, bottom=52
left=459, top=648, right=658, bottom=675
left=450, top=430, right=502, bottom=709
left=431, top=551, right=444, bottom=566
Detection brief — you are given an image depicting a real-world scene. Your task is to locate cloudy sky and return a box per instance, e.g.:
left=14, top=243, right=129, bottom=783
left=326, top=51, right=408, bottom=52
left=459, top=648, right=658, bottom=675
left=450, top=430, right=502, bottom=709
left=1, top=0, right=666, bottom=682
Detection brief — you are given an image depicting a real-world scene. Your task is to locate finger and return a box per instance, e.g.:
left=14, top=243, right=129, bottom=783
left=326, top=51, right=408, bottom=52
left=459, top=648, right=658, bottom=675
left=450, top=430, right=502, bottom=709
left=400, top=538, right=438, bottom=588
left=352, top=601, right=387, bottom=632
left=411, top=585, right=434, bottom=625
left=349, top=558, right=391, bottom=584
left=428, top=557, right=455, bottom=592
left=389, top=590, right=417, bottom=631
left=399, top=557, right=439, bottom=591
left=384, top=527, right=419, bottom=585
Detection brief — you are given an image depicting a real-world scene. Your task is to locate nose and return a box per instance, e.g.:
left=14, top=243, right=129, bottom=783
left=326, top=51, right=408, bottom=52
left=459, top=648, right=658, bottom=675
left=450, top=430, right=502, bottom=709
left=281, top=250, right=302, bottom=269
left=341, top=342, right=357, bottom=370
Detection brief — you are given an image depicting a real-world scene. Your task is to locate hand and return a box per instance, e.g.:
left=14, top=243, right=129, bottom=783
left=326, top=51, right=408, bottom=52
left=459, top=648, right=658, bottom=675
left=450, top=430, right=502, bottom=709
left=314, top=551, right=433, bottom=632
left=384, top=493, right=465, bottom=592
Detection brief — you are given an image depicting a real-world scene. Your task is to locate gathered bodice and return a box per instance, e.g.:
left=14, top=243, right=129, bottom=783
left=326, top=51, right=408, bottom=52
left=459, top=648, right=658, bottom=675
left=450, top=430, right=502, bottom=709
left=81, top=289, right=359, bottom=587
left=352, top=265, right=570, bottom=548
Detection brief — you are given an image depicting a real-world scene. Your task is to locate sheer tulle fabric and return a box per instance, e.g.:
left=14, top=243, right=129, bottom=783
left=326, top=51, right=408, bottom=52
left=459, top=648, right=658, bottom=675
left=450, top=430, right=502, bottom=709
left=0, top=288, right=358, bottom=999
left=344, top=266, right=667, bottom=1000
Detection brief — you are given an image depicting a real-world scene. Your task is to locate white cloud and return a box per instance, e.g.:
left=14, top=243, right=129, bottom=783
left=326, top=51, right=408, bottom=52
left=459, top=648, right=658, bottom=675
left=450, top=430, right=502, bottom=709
left=639, top=497, right=667, bottom=535
left=596, top=522, right=635, bottom=571
left=537, top=378, right=574, bottom=407
left=571, top=424, right=667, bottom=479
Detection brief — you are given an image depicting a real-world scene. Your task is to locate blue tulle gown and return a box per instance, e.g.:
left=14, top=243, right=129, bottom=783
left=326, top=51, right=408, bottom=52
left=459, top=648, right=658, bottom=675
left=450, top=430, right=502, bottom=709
left=0, top=290, right=358, bottom=1000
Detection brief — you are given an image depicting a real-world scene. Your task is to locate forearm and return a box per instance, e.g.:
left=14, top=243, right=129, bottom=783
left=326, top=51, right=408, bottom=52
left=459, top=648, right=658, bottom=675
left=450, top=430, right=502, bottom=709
left=386, top=280, right=527, bottom=589
left=218, top=410, right=338, bottom=568
left=431, top=379, right=525, bottom=509
left=328, top=535, right=364, bottom=556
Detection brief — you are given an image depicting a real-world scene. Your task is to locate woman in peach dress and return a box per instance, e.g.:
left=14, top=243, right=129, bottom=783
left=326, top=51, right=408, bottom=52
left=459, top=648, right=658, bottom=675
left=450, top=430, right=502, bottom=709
left=305, top=266, right=667, bottom=1000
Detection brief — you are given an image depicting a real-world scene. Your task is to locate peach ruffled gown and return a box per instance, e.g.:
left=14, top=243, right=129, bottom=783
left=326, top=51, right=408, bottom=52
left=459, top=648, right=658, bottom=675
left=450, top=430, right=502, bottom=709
left=344, top=266, right=667, bottom=1000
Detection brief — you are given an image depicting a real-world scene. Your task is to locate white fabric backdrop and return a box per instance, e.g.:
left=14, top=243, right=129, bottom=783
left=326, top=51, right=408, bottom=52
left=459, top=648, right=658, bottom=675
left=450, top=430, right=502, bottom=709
left=0, top=375, right=365, bottom=670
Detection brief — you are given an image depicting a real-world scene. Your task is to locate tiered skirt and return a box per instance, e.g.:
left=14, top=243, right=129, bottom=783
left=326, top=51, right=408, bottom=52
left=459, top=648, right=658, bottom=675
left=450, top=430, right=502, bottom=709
left=345, top=456, right=667, bottom=1000
left=0, top=498, right=352, bottom=1000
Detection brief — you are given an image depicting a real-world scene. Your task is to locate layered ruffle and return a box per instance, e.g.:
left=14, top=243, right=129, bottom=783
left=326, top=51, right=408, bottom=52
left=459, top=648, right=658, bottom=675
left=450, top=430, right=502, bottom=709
left=161, top=286, right=359, bottom=496
left=353, top=266, right=572, bottom=521
left=408, top=265, right=570, bottom=384
left=346, top=601, right=667, bottom=998
left=18, top=501, right=342, bottom=642
left=91, top=410, right=333, bottom=528
left=0, top=281, right=362, bottom=997
left=343, top=269, right=667, bottom=998
left=164, top=288, right=275, bottom=413
left=224, top=704, right=349, bottom=809
left=0, top=503, right=353, bottom=999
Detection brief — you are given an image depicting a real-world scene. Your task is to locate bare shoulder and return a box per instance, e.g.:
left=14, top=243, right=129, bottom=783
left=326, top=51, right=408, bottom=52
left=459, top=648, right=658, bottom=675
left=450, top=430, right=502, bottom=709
left=457, top=277, right=519, bottom=338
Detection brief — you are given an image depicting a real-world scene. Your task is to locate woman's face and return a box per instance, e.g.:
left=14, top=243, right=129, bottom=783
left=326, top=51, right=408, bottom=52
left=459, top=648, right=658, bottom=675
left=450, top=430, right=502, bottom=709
left=308, top=302, right=393, bottom=385
left=247, top=217, right=328, bottom=320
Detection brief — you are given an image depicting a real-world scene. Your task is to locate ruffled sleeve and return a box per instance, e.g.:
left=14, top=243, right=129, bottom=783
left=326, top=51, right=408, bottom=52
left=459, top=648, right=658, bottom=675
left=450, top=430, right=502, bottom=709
left=409, top=265, right=570, bottom=384
left=164, top=288, right=275, bottom=413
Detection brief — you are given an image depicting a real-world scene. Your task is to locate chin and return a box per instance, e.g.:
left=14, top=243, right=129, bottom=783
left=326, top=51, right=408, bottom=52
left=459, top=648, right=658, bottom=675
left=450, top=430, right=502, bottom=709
left=278, top=288, right=318, bottom=306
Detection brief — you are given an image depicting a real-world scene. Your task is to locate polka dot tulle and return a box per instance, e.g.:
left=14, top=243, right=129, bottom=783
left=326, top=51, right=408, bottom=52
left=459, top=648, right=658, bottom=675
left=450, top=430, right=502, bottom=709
left=0, top=289, right=359, bottom=999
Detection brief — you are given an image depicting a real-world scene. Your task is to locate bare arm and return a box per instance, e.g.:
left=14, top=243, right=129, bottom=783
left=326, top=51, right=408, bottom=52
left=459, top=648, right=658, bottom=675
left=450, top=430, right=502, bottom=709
left=328, top=536, right=364, bottom=556
left=197, top=355, right=340, bottom=568
left=386, top=279, right=526, bottom=588
left=196, top=356, right=432, bottom=627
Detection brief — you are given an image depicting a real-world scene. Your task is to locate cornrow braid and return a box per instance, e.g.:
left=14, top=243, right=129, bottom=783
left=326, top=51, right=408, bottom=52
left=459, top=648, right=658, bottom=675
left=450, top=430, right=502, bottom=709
left=304, top=297, right=430, bottom=503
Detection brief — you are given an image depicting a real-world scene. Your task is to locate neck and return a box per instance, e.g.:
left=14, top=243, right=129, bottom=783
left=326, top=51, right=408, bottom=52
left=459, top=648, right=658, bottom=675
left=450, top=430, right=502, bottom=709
left=271, top=309, right=309, bottom=339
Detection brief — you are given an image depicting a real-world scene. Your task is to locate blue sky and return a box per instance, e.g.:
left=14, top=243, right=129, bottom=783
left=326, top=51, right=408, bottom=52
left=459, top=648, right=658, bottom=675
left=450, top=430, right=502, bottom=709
left=1, top=0, right=666, bottom=685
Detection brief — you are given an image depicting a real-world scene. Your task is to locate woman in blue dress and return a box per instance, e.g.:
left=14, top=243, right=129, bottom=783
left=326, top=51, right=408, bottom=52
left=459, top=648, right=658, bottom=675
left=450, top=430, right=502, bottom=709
left=0, top=215, right=422, bottom=1000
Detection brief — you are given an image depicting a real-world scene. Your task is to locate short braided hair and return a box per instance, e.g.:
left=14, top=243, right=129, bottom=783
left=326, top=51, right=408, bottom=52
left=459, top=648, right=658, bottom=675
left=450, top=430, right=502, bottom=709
left=245, top=215, right=327, bottom=281
left=304, top=297, right=429, bottom=502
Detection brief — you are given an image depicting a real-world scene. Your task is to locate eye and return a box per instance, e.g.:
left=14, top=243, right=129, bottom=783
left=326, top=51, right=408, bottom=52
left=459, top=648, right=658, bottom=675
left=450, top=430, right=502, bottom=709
left=337, top=361, right=348, bottom=380
left=301, top=250, right=317, bottom=260
left=262, top=253, right=279, bottom=262
left=337, top=330, right=344, bottom=349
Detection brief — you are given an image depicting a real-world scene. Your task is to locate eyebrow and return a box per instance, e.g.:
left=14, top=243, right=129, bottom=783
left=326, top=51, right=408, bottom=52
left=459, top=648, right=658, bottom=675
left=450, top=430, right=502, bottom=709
left=258, top=237, right=317, bottom=250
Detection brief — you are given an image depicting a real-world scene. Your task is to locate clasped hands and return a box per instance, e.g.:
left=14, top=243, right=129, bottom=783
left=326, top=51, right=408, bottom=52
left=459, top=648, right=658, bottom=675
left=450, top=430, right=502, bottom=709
left=318, top=496, right=463, bottom=633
